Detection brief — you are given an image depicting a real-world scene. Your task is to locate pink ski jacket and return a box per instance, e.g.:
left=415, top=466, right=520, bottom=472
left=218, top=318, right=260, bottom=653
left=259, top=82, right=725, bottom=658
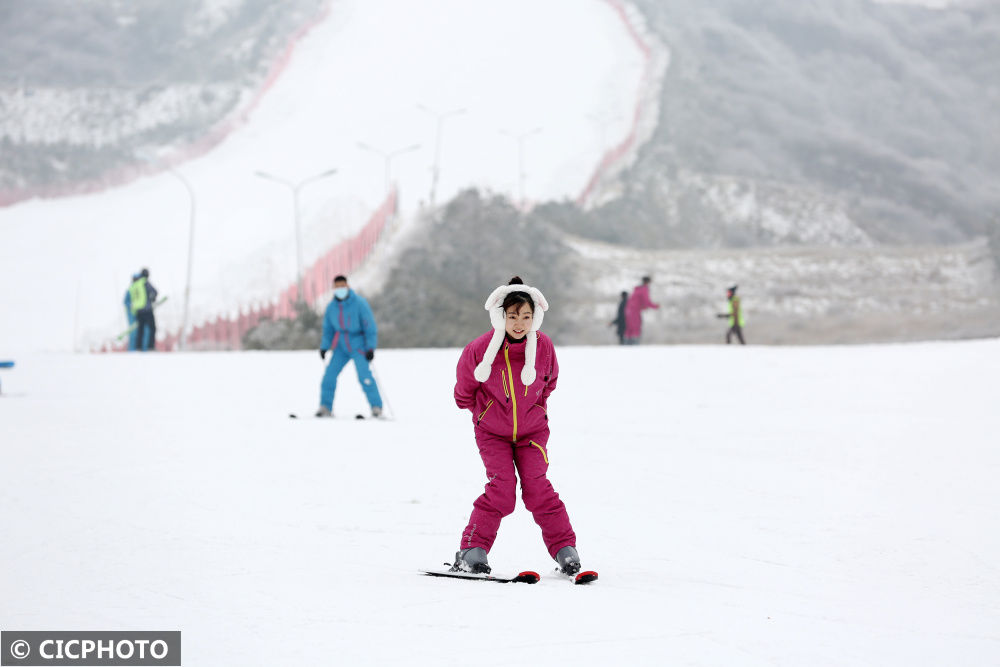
left=455, top=330, right=559, bottom=441
left=624, top=283, right=659, bottom=338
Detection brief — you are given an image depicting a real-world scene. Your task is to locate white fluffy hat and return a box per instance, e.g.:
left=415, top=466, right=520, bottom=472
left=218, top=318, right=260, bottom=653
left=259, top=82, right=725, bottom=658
left=473, top=282, right=548, bottom=385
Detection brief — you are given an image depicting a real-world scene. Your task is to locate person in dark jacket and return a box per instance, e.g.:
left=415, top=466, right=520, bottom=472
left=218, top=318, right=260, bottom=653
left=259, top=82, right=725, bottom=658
left=316, top=275, right=383, bottom=418
left=609, top=290, right=628, bottom=345
left=129, top=268, right=158, bottom=351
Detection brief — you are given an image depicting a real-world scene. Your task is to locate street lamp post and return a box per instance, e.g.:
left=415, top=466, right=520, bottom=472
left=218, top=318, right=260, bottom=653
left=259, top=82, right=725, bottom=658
left=416, top=105, right=466, bottom=208
left=136, top=152, right=197, bottom=350
left=356, top=142, right=421, bottom=198
left=255, top=167, right=338, bottom=303
left=501, top=127, right=542, bottom=207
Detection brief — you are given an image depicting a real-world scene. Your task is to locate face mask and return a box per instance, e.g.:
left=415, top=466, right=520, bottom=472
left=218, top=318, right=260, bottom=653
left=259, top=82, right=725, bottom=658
left=334, top=287, right=349, bottom=300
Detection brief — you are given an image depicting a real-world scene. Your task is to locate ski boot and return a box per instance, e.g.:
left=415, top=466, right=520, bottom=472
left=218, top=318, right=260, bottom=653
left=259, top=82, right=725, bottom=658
left=555, top=546, right=581, bottom=576
left=315, top=406, right=332, bottom=418
left=371, top=406, right=383, bottom=419
left=451, top=547, right=491, bottom=574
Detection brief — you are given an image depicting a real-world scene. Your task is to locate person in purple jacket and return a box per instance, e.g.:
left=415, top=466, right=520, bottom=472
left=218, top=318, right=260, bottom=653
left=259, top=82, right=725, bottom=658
left=451, top=276, right=582, bottom=576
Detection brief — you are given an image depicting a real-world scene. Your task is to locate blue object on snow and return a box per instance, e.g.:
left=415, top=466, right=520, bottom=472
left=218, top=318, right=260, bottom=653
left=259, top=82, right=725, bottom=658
left=0, top=359, right=12, bottom=395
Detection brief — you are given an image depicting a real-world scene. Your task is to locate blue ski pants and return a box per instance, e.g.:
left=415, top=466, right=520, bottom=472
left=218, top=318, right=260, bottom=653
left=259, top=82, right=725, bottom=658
left=320, top=347, right=382, bottom=411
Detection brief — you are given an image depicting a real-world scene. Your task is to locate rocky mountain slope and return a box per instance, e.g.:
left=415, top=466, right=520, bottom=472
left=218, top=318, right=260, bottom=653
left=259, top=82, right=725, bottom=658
left=575, top=0, right=1000, bottom=250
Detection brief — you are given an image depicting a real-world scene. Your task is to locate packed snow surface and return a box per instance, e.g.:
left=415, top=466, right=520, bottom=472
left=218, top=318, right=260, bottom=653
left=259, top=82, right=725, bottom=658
left=2, top=341, right=998, bottom=665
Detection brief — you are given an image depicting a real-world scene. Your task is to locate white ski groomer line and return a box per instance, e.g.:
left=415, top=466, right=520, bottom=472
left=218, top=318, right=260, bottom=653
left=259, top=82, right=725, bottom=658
left=0, top=0, right=646, bottom=354
left=1, top=341, right=998, bottom=665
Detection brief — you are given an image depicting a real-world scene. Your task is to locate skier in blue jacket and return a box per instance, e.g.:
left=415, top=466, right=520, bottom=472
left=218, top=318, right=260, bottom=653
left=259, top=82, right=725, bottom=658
left=316, top=275, right=383, bottom=418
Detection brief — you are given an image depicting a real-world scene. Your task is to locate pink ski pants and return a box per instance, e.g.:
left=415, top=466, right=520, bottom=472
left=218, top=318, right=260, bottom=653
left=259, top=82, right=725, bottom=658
left=460, top=428, right=576, bottom=559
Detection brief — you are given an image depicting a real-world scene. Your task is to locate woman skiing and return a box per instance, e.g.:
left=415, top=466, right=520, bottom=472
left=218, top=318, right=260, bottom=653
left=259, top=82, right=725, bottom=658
left=451, top=276, right=583, bottom=576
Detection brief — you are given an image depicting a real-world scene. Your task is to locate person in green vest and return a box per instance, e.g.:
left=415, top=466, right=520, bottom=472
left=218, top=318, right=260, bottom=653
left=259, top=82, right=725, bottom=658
left=129, top=268, right=158, bottom=351
left=717, top=284, right=746, bottom=345
left=124, top=273, right=140, bottom=351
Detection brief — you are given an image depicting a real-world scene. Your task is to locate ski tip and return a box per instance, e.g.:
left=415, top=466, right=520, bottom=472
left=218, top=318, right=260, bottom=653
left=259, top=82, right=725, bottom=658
left=514, top=571, right=541, bottom=584
left=574, top=570, right=599, bottom=585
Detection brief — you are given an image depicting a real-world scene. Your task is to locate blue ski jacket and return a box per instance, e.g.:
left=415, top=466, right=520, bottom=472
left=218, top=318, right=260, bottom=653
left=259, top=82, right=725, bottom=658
left=321, top=290, right=377, bottom=354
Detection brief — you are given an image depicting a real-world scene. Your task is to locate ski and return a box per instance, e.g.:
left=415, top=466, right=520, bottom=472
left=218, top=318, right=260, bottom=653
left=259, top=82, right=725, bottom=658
left=288, top=413, right=367, bottom=419
left=421, top=569, right=540, bottom=584
left=556, top=568, right=599, bottom=585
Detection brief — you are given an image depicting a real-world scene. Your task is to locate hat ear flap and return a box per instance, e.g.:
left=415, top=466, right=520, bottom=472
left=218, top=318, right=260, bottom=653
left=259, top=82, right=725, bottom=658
left=474, top=327, right=504, bottom=382
left=489, top=305, right=505, bottom=331
left=526, top=287, right=548, bottom=331
left=521, top=332, right=537, bottom=385
left=531, top=308, right=544, bottom=332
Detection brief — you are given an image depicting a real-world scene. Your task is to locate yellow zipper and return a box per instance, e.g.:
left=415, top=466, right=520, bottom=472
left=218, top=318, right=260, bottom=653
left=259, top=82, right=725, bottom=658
left=530, top=440, right=548, bottom=464
left=504, top=346, right=518, bottom=441
left=501, top=369, right=509, bottom=399
left=478, top=399, right=494, bottom=423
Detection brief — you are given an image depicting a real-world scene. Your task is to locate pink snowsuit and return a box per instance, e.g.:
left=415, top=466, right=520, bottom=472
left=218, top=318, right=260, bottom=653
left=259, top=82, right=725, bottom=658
left=454, top=330, right=576, bottom=558
left=624, top=283, right=659, bottom=341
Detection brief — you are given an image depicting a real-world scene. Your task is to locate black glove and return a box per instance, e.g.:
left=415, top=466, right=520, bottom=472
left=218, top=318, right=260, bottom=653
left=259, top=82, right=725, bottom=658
left=320, top=348, right=327, bottom=360
left=365, top=349, right=375, bottom=361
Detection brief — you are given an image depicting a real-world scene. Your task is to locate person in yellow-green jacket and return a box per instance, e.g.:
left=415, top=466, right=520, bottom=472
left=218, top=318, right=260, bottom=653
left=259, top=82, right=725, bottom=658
left=717, top=284, right=745, bottom=345
left=124, top=272, right=140, bottom=351
left=129, top=268, right=158, bottom=351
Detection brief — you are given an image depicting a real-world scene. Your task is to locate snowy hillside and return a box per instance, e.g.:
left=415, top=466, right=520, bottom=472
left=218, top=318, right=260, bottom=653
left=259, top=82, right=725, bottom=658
left=2, top=342, right=998, bottom=665
left=620, top=0, right=1000, bottom=247
left=0, top=0, right=325, bottom=196
left=0, top=0, right=649, bottom=354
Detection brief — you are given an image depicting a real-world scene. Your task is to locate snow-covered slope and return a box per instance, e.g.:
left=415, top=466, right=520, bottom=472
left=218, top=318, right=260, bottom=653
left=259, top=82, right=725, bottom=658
left=2, top=341, right=997, bottom=665
left=0, top=0, right=647, bottom=354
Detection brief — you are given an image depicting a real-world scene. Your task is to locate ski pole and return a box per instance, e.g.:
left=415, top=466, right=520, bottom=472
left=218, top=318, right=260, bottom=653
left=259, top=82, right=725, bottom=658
left=370, top=361, right=395, bottom=419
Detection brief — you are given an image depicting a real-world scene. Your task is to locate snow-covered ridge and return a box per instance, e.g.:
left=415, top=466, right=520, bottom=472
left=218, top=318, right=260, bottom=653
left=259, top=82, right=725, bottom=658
left=619, top=167, right=876, bottom=248
left=686, top=170, right=873, bottom=247
left=0, top=85, right=243, bottom=147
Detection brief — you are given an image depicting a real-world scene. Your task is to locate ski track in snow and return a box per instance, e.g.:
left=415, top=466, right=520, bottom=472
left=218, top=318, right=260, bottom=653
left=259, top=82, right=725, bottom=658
left=1, top=341, right=998, bottom=665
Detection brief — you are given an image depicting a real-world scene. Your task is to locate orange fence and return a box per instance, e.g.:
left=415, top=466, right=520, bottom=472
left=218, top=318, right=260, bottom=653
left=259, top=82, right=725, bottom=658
left=576, top=0, right=654, bottom=208
left=99, top=189, right=396, bottom=352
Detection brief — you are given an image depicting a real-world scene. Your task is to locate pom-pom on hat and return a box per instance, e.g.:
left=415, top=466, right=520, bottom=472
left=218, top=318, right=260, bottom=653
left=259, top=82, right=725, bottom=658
left=473, top=280, right=549, bottom=385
